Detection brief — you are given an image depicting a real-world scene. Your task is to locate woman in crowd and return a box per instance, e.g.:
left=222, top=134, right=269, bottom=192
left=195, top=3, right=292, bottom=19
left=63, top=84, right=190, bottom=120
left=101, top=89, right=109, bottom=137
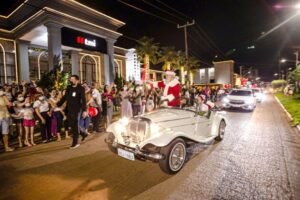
left=146, top=88, right=155, bottom=112
left=120, top=84, right=132, bottom=118
left=102, top=85, right=113, bottom=129
left=12, top=93, right=28, bottom=147
left=33, top=94, right=52, bottom=143
left=132, top=86, right=142, bottom=116
left=49, top=90, right=66, bottom=141
left=79, top=85, right=92, bottom=135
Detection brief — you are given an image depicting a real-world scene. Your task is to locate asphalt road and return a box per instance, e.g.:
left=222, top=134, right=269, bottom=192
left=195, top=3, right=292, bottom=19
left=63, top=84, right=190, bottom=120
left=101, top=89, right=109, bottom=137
left=0, top=94, right=299, bottom=200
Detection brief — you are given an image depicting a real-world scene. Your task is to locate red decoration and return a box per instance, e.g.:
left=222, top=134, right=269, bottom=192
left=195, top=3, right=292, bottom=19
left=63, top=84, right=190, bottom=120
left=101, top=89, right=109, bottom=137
left=88, top=107, right=98, bottom=117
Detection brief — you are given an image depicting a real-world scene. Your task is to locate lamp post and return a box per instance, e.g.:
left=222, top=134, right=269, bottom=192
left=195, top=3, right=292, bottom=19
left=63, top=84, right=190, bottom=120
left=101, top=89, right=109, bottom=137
left=279, top=58, right=287, bottom=79
left=294, top=51, right=299, bottom=68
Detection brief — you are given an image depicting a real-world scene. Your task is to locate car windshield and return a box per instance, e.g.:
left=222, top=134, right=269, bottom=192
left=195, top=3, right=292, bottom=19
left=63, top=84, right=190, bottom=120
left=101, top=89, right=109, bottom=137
left=230, top=90, right=252, bottom=96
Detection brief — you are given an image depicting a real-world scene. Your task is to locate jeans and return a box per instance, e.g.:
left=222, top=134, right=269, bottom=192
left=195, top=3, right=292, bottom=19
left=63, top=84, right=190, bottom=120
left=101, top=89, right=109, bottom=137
left=53, top=111, right=63, bottom=133
left=40, top=112, right=52, bottom=141
left=79, top=116, right=91, bottom=133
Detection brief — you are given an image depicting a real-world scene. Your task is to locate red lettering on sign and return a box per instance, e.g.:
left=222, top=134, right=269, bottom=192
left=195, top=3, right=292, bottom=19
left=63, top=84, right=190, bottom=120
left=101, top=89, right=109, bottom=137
left=76, top=36, right=85, bottom=44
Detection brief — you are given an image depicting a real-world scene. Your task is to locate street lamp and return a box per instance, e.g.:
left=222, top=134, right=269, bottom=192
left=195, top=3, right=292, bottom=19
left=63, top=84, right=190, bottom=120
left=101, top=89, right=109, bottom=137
left=280, top=58, right=287, bottom=63
left=295, top=3, right=300, bottom=9
left=274, top=73, right=278, bottom=76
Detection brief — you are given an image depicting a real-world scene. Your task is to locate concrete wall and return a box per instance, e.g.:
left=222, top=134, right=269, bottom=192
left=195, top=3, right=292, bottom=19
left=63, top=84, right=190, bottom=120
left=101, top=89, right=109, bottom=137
left=213, top=60, right=234, bottom=85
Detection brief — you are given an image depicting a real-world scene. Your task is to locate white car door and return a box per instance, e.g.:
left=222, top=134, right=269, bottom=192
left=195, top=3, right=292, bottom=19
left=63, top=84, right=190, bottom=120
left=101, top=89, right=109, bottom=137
left=194, top=114, right=211, bottom=138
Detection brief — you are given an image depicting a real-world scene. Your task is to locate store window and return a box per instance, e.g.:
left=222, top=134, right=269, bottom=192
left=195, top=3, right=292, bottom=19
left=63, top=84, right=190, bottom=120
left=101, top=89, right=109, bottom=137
left=114, top=59, right=122, bottom=77
left=81, top=55, right=96, bottom=84
left=0, top=39, right=17, bottom=84
left=29, top=49, right=48, bottom=81
left=62, top=52, right=71, bottom=74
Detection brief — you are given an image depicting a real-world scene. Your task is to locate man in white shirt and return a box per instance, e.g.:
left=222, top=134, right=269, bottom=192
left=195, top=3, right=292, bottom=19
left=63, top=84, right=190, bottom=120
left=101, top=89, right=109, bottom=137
left=91, top=82, right=102, bottom=133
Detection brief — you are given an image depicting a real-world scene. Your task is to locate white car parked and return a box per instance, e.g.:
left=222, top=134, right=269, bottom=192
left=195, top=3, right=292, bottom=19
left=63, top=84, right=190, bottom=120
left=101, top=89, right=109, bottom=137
left=222, top=89, right=256, bottom=111
left=105, top=106, right=226, bottom=174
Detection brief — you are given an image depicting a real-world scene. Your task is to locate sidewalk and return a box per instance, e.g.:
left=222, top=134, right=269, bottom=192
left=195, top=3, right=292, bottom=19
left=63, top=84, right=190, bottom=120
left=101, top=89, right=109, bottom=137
left=0, top=111, right=122, bottom=153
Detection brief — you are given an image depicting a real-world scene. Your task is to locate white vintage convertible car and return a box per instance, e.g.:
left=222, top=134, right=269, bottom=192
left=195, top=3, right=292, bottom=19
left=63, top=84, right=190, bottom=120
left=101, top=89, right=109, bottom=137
left=105, top=106, right=226, bottom=174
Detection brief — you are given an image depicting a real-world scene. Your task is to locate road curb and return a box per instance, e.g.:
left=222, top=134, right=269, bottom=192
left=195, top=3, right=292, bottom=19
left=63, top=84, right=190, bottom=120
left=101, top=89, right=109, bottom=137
left=274, top=96, right=300, bottom=133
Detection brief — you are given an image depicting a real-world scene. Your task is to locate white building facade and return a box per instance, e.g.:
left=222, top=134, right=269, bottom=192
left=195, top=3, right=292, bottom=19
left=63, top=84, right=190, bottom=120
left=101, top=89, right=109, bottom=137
left=125, top=48, right=140, bottom=81
left=0, top=0, right=126, bottom=84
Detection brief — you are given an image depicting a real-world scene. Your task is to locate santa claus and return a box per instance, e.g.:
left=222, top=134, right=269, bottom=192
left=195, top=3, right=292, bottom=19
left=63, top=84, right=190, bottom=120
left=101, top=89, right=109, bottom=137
left=196, top=94, right=215, bottom=112
left=152, top=70, right=181, bottom=107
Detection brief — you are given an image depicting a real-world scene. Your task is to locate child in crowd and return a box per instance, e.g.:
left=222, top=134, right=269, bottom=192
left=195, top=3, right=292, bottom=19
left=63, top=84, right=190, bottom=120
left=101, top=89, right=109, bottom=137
left=12, top=102, right=36, bottom=146
left=22, top=102, right=36, bottom=146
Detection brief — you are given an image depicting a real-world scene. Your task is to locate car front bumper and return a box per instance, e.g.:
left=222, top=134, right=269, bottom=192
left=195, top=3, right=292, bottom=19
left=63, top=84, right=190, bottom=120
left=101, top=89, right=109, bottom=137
left=222, top=103, right=255, bottom=110
left=105, top=134, right=164, bottom=161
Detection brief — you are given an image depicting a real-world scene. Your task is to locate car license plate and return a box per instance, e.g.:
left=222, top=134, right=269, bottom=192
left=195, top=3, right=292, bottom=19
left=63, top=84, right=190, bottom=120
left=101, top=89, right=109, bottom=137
left=117, top=148, right=135, bottom=161
left=230, top=104, right=241, bottom=107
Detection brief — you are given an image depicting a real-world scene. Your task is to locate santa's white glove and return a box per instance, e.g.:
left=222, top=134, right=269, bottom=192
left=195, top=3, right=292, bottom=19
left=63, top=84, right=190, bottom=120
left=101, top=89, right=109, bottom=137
left=160, top=96, right=168, bottom=101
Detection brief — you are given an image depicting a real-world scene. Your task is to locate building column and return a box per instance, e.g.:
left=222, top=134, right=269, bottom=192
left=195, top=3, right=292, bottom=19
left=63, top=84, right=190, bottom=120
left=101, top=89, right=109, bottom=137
left=104, top=38, right=116, bottom=84
left=205, top=68, right=209, bottom=83
left=45, top=22, right=63, bottom=70
left=16, top=40, right=30, bottom=82
left=71, top=50, right=79, bottom=75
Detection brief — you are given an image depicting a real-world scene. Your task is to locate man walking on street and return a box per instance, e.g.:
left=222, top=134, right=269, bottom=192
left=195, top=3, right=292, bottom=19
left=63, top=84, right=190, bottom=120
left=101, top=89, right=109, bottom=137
left=57, top=75, right=88, bottom=149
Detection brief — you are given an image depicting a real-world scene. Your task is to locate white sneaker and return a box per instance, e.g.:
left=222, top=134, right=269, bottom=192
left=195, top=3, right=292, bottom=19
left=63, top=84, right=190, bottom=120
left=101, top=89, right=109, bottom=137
left=69, top=144, right=80, bottom=149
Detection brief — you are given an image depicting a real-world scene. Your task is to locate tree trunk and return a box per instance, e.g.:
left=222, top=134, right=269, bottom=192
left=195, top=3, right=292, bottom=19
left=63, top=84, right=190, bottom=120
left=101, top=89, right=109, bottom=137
left=144, top=55, right=150, bottom=81
left=180, top=66, right=185, bottom=84
left=166, top=62, right=171, bottom=70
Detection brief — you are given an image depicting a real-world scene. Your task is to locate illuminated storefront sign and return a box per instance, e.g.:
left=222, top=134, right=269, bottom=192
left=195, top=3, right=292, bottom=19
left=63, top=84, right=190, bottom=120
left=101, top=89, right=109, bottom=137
left=76, top=36, right=96, bottom=47
left=62, top=27, right=107, bottom=53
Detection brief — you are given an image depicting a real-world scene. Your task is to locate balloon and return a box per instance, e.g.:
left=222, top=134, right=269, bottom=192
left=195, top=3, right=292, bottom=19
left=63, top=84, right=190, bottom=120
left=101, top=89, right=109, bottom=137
left=88, top=107, right=98, bottom=117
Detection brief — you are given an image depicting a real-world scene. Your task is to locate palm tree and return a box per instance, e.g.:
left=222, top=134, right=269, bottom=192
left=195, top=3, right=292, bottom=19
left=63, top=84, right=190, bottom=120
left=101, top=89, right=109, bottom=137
left=159, top=46, right=177, bottom=71
left=136, top=36, right=160, bottom=80
left=187, top=56, right=201, bottom=84
left=173, top=51, right=186, bottom=84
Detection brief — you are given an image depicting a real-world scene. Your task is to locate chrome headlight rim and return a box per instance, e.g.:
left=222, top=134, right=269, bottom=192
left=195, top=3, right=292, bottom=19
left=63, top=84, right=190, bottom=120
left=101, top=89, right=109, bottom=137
left=119, top=117, right=129, bottom=126
left=245, top=98, right=255, bottom=104
left=222, top=97, right=230, bottom=103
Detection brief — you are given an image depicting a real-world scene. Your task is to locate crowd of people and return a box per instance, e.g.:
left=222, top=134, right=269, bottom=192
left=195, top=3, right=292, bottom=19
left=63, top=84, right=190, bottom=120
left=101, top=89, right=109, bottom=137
left=0, top=72, right=227, bottom=152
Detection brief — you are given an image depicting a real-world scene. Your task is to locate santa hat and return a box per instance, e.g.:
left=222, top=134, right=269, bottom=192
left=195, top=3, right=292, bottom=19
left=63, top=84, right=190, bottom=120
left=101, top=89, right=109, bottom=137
left=166, top=70, right=176, bottom=76
left=198, top=94, right=206, bottom=101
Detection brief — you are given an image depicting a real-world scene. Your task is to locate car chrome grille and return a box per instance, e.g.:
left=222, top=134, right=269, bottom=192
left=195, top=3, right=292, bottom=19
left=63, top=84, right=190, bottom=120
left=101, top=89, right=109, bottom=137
left=127, top=119, right=149, bottom=143
left=229, top=100, right=244, bottom=104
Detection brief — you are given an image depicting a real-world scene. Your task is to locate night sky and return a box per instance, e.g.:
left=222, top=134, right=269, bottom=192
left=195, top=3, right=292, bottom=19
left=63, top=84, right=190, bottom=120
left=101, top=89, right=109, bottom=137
left=2, top=0, right=300, bottom=81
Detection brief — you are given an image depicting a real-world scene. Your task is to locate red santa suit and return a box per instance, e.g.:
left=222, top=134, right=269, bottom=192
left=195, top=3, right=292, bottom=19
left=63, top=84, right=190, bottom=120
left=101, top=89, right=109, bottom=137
left=153, top=78, right=181, bottom=107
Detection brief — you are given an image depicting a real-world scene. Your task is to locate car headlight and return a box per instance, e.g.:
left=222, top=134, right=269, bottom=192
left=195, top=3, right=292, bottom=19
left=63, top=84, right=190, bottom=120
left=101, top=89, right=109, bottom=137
left=222, top=97, right=229, bottom=103
left=120, top=117, right=129, bottom=126
left=245, top=98, right=255, bottom=104
left=256, top=93, right=263, bottom=99
left=150, top=123, right=159, bottom=133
